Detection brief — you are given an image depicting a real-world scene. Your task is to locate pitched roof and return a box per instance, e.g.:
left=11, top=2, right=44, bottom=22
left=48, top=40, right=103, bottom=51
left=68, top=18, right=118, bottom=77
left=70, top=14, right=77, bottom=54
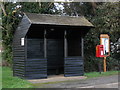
left=25, top=13, right=94, bottom=27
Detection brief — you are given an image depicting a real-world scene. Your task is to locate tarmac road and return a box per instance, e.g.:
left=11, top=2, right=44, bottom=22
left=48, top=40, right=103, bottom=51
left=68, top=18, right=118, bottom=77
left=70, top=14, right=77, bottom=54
left=35, top=75, right=119, bottom=88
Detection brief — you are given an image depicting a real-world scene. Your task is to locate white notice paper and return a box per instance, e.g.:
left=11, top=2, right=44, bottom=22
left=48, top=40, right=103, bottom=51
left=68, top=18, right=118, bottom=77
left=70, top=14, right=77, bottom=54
left=101, top=38, right=109, bottom=54
left=21, top=38, right=24, bottom=46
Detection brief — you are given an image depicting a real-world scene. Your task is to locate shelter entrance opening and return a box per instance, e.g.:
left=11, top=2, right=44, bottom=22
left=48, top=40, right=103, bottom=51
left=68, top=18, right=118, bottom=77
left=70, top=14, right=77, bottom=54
left=46, top=26, right=64, bottom=76
left=27, top=24, right=64, bottom=76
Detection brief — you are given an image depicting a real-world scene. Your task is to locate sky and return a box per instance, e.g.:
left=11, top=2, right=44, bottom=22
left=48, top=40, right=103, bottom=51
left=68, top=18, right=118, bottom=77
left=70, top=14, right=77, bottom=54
left=54, top=3, right=64, bottom=10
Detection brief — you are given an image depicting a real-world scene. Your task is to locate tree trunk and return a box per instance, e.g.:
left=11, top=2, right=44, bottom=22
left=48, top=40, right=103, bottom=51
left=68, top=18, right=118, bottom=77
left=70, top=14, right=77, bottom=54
left=0, top=3, right=7, bottom=16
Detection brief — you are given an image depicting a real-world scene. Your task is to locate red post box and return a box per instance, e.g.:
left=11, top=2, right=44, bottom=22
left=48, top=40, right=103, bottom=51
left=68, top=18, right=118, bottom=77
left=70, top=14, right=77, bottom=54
left=96, top=45, right=104, bottom=57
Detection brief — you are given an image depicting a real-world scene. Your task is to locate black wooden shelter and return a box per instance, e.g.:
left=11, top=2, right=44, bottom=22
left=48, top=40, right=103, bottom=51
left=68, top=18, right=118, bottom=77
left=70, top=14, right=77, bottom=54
left=13, top=13, right=93, bottom=79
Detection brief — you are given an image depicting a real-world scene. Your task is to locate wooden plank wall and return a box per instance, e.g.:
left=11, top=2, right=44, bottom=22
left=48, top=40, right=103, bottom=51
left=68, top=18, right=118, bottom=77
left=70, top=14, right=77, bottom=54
left=26, top=39, right=47, bottom=79
left=64, top=57, right=84, bottom=77
left=13, top=15, right=31, bottom=78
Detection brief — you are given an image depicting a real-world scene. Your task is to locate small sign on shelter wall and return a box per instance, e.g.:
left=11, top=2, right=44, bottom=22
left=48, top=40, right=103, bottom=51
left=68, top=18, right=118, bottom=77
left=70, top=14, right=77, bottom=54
left=21, top=38, right=24, bottom=46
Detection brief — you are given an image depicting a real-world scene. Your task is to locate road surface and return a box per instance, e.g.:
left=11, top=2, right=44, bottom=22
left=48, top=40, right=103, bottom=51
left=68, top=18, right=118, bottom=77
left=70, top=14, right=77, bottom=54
left=33, top=75, right=119, bottom=88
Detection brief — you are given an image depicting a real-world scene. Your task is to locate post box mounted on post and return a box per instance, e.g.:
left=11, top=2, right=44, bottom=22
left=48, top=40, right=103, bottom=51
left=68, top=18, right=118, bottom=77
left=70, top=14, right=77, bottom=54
left=96, top=34, right=110, bottom=72
left=96, top=45, right=104, bottom=57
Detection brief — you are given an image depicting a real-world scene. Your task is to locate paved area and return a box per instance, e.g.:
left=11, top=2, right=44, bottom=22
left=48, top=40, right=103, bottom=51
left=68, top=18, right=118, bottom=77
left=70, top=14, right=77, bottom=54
left=29, top=75, right=119, bottom=88
left=28, top=74, right=86, bottom=83
left=79, top=82, right=118, bottom=88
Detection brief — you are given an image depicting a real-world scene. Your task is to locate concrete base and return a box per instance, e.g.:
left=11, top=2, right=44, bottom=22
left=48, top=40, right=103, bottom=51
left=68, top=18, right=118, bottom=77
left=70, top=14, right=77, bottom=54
left=28, top=74, right=86, bottom=84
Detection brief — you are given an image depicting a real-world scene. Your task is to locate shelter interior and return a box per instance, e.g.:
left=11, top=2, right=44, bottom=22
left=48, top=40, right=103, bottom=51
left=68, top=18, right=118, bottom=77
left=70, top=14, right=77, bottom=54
left=26, top=24, right=83, bottom=76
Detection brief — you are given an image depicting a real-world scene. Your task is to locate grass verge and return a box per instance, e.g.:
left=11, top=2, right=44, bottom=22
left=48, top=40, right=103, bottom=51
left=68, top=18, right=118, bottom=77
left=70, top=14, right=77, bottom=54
left=2, top=66, right=34, bottom=88
left=84, top=70, right=119, bottom=78
left=2, top=66, right=119, bottom=88
left=0, top=66, right=2, bottom=89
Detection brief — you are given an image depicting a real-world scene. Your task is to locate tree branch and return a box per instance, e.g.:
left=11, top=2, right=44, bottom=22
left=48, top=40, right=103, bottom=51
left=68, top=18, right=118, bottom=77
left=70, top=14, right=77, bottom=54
left=0, top=3, right=7, bottom=16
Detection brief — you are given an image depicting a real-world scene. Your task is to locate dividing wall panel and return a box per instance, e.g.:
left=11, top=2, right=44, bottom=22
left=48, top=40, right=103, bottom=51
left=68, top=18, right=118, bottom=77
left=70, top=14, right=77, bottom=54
left=26, top=39, right=47, bottom=79
left=64, top=57, right=84, bottom=77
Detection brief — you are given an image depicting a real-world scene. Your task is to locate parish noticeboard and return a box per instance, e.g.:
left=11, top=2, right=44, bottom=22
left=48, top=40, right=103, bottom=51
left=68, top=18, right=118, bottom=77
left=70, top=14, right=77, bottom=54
left=100, top=34, right=110, bottom=57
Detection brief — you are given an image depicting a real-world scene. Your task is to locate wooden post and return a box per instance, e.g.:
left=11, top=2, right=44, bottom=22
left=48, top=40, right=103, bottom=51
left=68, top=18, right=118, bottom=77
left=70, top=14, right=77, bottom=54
left=64, top=30, right=67, bottom=57
left=103, top=57, right=107, bottom=72
left=81, top=37, right=84, bottom=58
left=100, top=34, right=110, bottom=72
left=98, top=58, right=102, bottom=74
left=44, top=29, right=47, bottom=58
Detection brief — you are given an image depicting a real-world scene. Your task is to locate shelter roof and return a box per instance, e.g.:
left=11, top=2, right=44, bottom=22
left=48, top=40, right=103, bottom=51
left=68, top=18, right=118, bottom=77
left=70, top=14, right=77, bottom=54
left=25, top=13, right=94, bottom=27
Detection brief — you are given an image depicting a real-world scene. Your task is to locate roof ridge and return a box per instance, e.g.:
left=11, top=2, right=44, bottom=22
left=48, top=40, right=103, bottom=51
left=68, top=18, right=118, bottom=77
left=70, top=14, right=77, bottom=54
left=24, top=12, right=84, bottom=18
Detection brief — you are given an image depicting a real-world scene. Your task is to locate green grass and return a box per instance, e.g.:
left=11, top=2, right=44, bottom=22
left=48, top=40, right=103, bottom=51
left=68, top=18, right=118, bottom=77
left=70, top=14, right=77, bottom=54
left=0, top=52, right=2, bottom=89
left=2, top=66, right=119, bottom=88
left=2, top=67, right=34, bottom=88
left=85, top=71, right=119, bottom=78
left=0, top=67, right=2, bottom=89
